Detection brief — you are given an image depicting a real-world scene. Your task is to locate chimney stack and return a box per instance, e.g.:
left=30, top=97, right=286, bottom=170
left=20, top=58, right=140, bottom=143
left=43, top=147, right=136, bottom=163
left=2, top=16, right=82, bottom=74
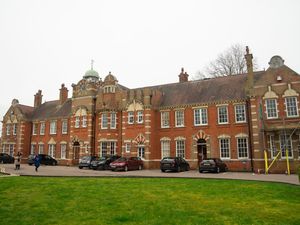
left=34, top=90, right=43, bottom=108
left=178, top=68, right=189, bottom=83
left=245, top=46, right=254, bottom=95
left=59, top=83, right=68, bottom=105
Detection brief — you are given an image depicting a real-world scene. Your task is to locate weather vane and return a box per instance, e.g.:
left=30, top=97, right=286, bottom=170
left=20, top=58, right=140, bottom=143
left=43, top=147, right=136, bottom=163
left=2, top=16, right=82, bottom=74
left=91, top=59, right=94, bottom=70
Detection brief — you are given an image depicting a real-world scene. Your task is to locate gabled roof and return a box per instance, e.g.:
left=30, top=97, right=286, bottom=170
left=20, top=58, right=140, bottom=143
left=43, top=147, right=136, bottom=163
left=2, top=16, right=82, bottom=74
left=16, top=104, right=34, bottom=119
left=137, top=71, right=264, bottom=108
left=31, top=99, right=72, bottom=120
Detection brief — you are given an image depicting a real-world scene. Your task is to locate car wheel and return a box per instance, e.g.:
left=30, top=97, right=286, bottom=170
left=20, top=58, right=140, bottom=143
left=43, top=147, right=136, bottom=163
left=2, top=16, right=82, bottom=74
left=52, top=161, right=56, bottom=166
left=79, top=166, right=83, bottom=169
left=0, top=160, right=3, bottom=164
left=199, top=169, right=203, bottom=173
left=138, top=165, right=142, bottom=170
left=124, top=166, right=128, bottom=172
left=216, top=167, right=220, bottom=173
left=161, top=169, right=165, bottom=172
left=186, top=165, right=190, bottom=171
left=177, top=166, right=181, bottom=172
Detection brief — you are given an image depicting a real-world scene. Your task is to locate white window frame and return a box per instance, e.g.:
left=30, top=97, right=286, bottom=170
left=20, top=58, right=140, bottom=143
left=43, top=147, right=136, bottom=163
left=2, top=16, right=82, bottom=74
left=62, top=120, right=68, bottom=134
left=101, top=142, right=108, bottom=157
left=13, top=123, right=17, bottom=135
left=161, top=140, right=170, bottom=158
left=6, top=124, right=10, bottom=136
left=110, top=142, right=116, bottom=155
left=285, top=96, right=299, bottom=118
left=280, top=134, right=293, bottom=158
left=50, top=121, right=57, bottom=135
left=40, top=122, right=45, bottom=135
left=138, top=146, right=145, bottom=159
left=125, top=143, right=131, bottom=153
left=38, top=144, right=44, bottom=154
left=30, top=144, right=35, bottom=155
left=110, top=112, right=116, bottom=129
left=218, top=106, right=228, bottom=124
left=82, top=116, right=87, bottom=128
left=32, top=123, right=38, bottom=135
left=137, top=111, right=143, bottom=124
left=61, top=144, right=67, bottom=159
left=176, top=140, right=185, bottom=158
left=9, top=144, right=14, bottom=156
left=266, top=99, right=278, bottom=119
left=48, top=144, right=56, bottom=158
left=269, top=135, right=277, bottom=158
left=101, top=113, right=108, bottom=129
left=175, top=110, right=184, bottom=127
left=219, top=138, right=230, bottom=159
left=194, top=108, right=208, bottom=126
left=235, top=104, right=246, bottom=123
left=75, top=116, right=80, bottom=128
left=237, top=137, right=248, bottom=159
left=128, top=112, right=134, bottom=124
left=161, top=111, right=170, bottom=128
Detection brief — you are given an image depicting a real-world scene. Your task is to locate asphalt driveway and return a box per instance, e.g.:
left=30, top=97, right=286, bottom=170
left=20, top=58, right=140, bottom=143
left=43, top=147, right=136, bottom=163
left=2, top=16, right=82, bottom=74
left=0, top=163, right=299, bottom=185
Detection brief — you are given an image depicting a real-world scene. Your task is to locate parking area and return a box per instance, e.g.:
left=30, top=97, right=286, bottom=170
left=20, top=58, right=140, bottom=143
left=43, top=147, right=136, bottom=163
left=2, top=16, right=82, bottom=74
left=0, top=163, right=299, bottom=185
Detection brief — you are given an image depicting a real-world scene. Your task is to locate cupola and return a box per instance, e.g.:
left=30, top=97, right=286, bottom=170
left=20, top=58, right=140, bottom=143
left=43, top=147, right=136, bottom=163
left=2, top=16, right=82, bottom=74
left=83, top=60, right=99, bottom=82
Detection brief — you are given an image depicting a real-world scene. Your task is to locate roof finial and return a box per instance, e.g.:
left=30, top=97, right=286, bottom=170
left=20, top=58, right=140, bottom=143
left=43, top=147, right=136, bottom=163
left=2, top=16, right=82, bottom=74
left=91, top=59, right=94, bottom=70
left=246, top=46, right=249, bottom=54
left=181, top=67, right=184, bottom=73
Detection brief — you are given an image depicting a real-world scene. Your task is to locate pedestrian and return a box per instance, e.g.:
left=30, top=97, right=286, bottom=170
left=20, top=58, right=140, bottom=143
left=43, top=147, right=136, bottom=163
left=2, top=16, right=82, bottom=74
left=34, top=154, right=40, bottom=172
left=14, top=155, right=21, bottom=170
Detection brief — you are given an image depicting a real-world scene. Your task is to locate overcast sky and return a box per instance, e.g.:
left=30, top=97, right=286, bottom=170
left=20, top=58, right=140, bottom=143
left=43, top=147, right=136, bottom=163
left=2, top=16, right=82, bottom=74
left=1, top=0, right=300, bottom=134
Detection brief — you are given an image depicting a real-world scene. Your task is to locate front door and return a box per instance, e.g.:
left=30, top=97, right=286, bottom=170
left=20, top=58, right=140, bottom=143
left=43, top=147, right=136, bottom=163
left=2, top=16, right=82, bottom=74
left=73, top=142, right=80, bottom=161
left=197, top=139, right=207, bottom=165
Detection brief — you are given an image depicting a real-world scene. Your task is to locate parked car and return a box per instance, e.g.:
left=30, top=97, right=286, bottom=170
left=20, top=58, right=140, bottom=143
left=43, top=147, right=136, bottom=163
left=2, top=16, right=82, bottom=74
left=91, top=155, right=120, bottom=170
left=110, top=157, right=143, bottom=171
left=199, top=158, right=228, bottom=173
left=160, top=157, right=190, bottom=172
left=78, top=155, right=98, bottom=169
left=0, top=153, right=15, bottom=164
left=28, top=154, right=57, bottom=166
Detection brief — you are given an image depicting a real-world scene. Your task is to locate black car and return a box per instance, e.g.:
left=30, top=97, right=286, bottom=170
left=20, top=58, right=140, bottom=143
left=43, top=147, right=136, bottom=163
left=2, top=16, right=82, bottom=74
left=91, top=155, right=120, bottom=170
left=199, top=158, right=228, bottom=173
left=0, top=153, right=15, bottom=164
left=28, top=154, right=57, bottom=166
left=78, top=155, right=98, bottom=169
left=160, top=157, right=190, bottom=172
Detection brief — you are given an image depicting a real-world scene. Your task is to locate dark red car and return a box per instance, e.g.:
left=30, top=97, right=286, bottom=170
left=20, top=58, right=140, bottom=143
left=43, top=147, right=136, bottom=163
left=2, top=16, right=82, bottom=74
left=110, top=157, right=143, bottom=171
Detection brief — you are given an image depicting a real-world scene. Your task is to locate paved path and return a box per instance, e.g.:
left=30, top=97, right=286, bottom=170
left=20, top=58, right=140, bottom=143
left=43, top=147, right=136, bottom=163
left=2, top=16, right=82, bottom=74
left=1, top=163, right=299, bottom=185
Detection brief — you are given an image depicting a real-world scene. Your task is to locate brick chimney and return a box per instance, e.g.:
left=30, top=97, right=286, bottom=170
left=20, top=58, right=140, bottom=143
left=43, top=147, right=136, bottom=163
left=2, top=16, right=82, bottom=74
left=59, top=83, right=68, bottom=105
left=34, top=90, right=42, bottom=108
left=245, top=46, right=254, bottom=95
left=179, top=68, right=189, bottom=82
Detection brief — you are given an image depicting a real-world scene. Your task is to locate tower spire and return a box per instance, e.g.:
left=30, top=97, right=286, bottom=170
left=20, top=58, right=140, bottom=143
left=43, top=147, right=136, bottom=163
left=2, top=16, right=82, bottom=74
left=91, top=59, right=94, bottom=70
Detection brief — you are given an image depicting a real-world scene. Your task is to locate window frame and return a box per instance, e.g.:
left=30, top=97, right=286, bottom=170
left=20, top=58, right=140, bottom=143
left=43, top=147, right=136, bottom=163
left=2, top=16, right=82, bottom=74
left=32, top=123, right=38, bottom=135
left=280, top=134, right=293, bottom=158
left=40, top=122, right=45, bottom=135
left=49, top=121, right=57, bottom=135
left=235, top=104, right=246, bottom=123
left=128, top=111, right=134, bottom=124
left=137, top=111, right=144, bottom=124
left=175, top=110, right=184, bottom=127
left=161, top=111, right=170, bottom=128
left=237, top=137, right=248, bottom=159
left=38, top=144, right=44, bottom=154
left=13, top=123, right=17, bottom=136
left=60, top=144, right=67, bottom=159
left=110, top=112, right=116, bottom=129
left=161, top=140, right=170, bottom=159
left=285, top=96, right=299, bottom=118
left=6, top=124, right=10, bottom=136
left=101, top=113, right=108, bottom=129
left=218, top=106, right=229, bottom=124
left=176, top=140, right=185, bottom=158
left=48, top=144, right=56, bottom=158
left=194, top=108, right=208, bottom=126
left=75, top=116, right=80, bottom=128
left=265, top=99, right=278, bottom=119
left=62, top=120, right=68, bottom=134
left=219, top=138, right=230, bottom=159
left=82, top=115, right=87, bottom=128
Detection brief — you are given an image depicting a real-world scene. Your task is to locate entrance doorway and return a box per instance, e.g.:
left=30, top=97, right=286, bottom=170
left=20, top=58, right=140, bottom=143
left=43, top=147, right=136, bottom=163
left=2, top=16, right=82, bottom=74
left=73, top=142, right=80, bottom=160
left=197, top=139, right=207, bottom=165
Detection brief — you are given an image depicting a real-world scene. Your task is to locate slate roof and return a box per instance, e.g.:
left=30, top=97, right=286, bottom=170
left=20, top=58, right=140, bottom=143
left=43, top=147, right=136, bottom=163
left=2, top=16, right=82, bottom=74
left=30, top=99, right=72, bottom=120
left=16, top=104, right=34, bottom=120
left=144, top=71, right=265, bottom=108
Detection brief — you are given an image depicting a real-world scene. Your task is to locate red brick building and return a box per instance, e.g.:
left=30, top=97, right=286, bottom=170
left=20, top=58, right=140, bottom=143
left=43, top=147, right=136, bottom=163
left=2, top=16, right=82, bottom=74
left=1, top=48, right=300, bottom=173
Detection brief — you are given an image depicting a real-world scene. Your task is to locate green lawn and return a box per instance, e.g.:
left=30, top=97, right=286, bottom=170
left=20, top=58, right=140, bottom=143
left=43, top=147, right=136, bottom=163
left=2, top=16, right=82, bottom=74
left=0, top=177, right=299, bottom=225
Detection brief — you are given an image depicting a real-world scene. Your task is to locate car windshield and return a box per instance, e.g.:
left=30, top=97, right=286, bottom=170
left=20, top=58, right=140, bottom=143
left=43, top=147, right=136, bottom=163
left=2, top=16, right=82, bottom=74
left=116, top=157, right=127, bottom=162
left=81, top=156, right=90, bottom=160
left=162, top=157, right=175, bottom=161
left=99, top=157, right=107, bottom=161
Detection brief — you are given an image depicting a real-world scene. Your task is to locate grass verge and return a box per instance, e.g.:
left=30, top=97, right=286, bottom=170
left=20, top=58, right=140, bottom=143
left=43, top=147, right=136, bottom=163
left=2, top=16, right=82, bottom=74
left=0, top=177, right=299, bottom=225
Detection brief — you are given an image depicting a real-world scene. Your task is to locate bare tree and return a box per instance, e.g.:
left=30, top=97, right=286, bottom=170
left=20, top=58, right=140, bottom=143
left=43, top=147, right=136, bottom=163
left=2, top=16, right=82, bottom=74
left=193, top=44, right=258, bottom=79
